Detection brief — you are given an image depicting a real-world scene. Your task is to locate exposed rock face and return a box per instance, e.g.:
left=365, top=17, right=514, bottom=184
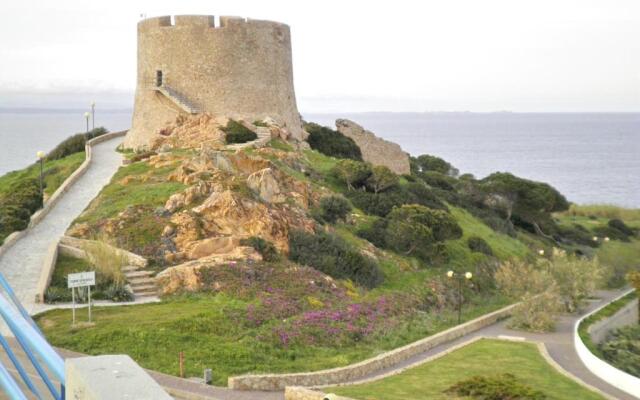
left=156, top=250, right=262, bottom=294
left=247, top=168, right=285, bottom=203
left=335, top=119, right=410, bottom=175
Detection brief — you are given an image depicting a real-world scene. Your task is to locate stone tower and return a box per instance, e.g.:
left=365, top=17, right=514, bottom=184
left=124, top=15, right=304, bottom=149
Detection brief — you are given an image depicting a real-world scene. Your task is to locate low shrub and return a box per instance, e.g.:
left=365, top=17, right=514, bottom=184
left=608, top=218, right=635, bottom=236
left=288, top=229, right=383, bottom=288
left=0, top=178, right=42, bottom=243
left=332, top=159, right=371, bottom=191
left=240, top=236, right=279, bottom=262
left=317, top=195, right=352, bottom=223
left=47, top=127, right=108, bottom=160
left=419, top=171, right=457, bottom=191
left=304, top=122, right=362, bottom=160
left=467, top=236, right=494, bottom=256
left=356, top=218, right=388, bottom=248
left=445, top=373, right=547, bottom=400
left=556, top=223, right=598, bottom=247
left=346, top=189, right=405, bottom=217
left=104, top=284, right=134, bottom=302
left=222, top=120, right=258, bottom=144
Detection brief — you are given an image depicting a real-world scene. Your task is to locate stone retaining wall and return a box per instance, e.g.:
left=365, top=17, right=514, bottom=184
left=228, top=302, right=516, bottom=391
left=284, top=387, right=354, bottom=400
left=589, top=298, right=638, bottom=344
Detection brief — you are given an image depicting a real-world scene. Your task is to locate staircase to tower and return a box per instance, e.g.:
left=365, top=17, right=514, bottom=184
left=155, top=85, right=200, bottom=114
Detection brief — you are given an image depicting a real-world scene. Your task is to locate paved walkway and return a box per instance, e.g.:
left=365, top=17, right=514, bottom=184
left=347, top=288, right=635, bottom=400
left=0, top=136, right=123, bottom=316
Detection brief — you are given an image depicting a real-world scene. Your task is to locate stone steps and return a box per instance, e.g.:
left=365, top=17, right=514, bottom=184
left=122, top=266, right=159, bottom=299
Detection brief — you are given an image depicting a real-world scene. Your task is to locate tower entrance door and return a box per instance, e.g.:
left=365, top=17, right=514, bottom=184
left=156, top=70, right=163, bottom=87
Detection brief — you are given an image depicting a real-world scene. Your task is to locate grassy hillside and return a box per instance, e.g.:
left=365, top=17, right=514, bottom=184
left=36, top=126, right=640, bottom=385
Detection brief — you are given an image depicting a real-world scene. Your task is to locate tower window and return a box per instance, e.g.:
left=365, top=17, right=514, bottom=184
left=155, top=70, right=163, bottom=87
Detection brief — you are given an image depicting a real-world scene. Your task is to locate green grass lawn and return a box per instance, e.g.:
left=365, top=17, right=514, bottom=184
left=329, top=339, right=605, bottom=400
left=36, top=292, right=510, bottom=386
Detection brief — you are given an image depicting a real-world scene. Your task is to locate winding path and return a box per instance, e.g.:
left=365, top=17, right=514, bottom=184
left=0, top=136, right=123, bottom=316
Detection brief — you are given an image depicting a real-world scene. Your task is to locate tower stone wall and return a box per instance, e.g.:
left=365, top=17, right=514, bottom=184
left=124, top=15, right=304, bottom=149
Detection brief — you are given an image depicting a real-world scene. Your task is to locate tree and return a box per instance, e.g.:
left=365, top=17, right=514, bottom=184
left=542, top=249, right=604, bottom=313
left=304, top=122, right=363, bottom=160
left=366, top=165, right=399, bottom=194
left=332, top=159, right=371, bottom=190
left=385, top=205, right=462, bottom=258
left=479, top=172, right=569, bottom=235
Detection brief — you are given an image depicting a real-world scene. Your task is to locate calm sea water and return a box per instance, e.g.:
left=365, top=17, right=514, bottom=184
left=0, top=110, right=131, bottom=174
left=0, top=110, right=638, bottom=207
left=306, top=112, right=640, bottom=208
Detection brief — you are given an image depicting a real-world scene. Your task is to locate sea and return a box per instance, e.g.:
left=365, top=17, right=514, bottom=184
left=0, top=110, right=638, bottom=208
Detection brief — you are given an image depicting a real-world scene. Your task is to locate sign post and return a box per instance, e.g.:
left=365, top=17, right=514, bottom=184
left=67, top=271, right=96, bottom=326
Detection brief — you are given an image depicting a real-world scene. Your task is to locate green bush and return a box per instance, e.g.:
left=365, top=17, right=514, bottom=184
left=0, top=178, right=42, bottom=243
left=556, top=223, right=599, bottom=247
left=47, top=127, right=108, bottom=160
left=304, top=122, right=362, bottom=160
left=288, top=229, right=383, bottom=288
left=222, top=120, right=258, bottom=144
left=346, top=189, right=403, bottom=217
left=445, top=373, right=547, bottom=400
left=318, top=195, right=352, bottom=223
left=240, top=236, right=279, bottom=262
left=411, top=154, right=459, bottom=176
left=385, top=205, right=462, bottom=262
left=608, top=219, right=635, bottom=236
left=356, top=218, right=388, bottom=248
left=419, top=171, right=457, bottom=191
left=467, top=236, right=494, bottom=256
left=104, top=284, right=135, bottom=302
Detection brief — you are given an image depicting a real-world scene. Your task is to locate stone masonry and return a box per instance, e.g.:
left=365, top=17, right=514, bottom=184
left=125, top=15, right=304, bottom=150
left=335, top=119, right=410, bottom=175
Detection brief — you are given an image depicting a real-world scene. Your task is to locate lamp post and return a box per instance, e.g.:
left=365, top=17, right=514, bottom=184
left=36, top=151, right=45, bottom=206
left=84, top=112, right=90, bottom=134
left=447, top=270, right=473, bottom=324
left=90, top=101, right=95, bottom=130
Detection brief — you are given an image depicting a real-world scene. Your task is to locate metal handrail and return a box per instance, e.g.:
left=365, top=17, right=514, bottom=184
left=0, top=334, right=42, bottom=398
left=0, top=275, right=65, bottom=399
left=0, top=361, right=27, bottom=400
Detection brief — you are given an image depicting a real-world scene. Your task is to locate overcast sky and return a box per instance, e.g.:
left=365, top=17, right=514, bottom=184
left=0, top=0, right=638, bottom=112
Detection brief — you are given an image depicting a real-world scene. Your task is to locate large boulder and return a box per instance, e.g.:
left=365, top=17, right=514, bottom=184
left=246, top=168, right=285, bottom=203
left=335, top=119, right=410, bottom=175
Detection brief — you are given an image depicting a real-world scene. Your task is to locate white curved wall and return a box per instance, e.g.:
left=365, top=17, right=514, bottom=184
left=574, top=290, right=640, bottom=399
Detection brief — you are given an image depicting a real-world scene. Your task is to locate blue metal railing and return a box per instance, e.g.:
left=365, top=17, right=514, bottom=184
left=0, top=272, right=65, bottom=399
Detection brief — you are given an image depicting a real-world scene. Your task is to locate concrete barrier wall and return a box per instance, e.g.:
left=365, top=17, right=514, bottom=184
left=574, top=290, right=640, bottom=399
left=589, top=298, right=638, bottom=344
left=66, top=355, right=172, bottom=400
left=228, top=302, right=516, bottom=390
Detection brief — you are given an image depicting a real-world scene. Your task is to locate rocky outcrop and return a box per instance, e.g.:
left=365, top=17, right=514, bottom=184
left=335, top=119, right=410, bottom=175
left=155, top=249, right=261, bottom=294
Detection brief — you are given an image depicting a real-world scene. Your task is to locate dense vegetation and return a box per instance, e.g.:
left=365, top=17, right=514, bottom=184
left=47, top=127, right=108, bottom=160
left=600, top=324, right=640, bottom=377
left=304, top=122, right=362, bottom=160
left=288, top=229, right=383, bottom=288
left=222, top=120, right=258, bottom=144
